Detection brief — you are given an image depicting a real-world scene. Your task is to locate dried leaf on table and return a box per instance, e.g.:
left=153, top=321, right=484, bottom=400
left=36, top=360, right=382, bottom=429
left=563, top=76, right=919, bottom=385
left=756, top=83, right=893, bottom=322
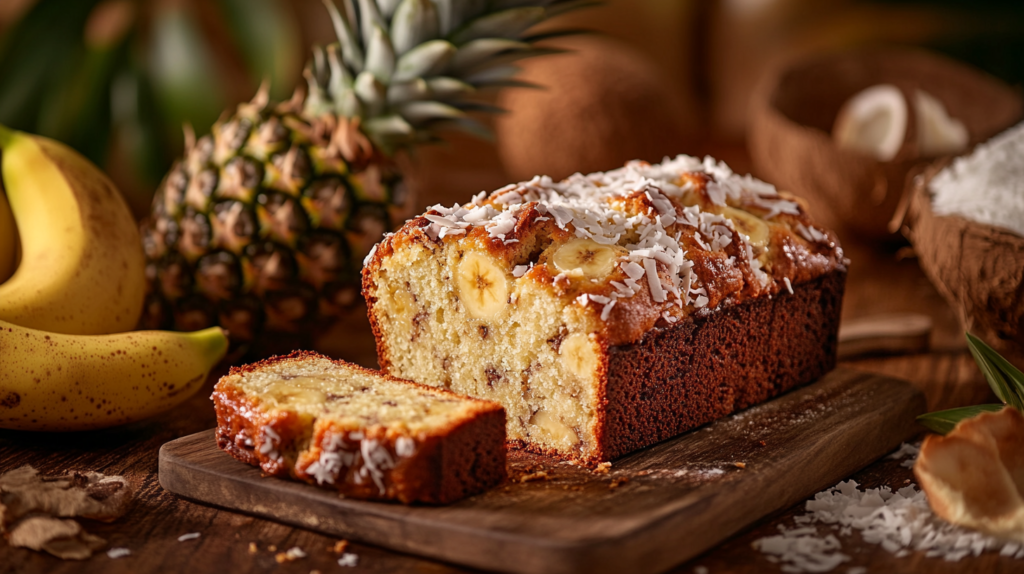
left=914, top=406, right=1024, bottom=542
left=7, top=516, right=106, bottom=560
left=0, top=465, right=133, bottom=560
left=0, top=465, right=132, bottom=528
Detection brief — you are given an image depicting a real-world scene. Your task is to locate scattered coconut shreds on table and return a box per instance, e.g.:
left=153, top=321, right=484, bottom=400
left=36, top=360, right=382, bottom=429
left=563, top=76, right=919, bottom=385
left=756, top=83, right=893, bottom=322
left=752, top=443, right=1024, bottom=572
left=337, top=552, right=359, bottom=567
left=107, top=547, right=131, bottom=559
left=177, top=532, right=200, bottom=542
left=886, top=442, right=920, bottom=468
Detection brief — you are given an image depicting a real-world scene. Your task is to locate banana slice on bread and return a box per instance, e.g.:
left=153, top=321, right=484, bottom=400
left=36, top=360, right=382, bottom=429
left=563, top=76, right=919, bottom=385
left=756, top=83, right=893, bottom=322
left=457, top=252, right=509, bottom=320
left=552, top=239, right=627, bottom=279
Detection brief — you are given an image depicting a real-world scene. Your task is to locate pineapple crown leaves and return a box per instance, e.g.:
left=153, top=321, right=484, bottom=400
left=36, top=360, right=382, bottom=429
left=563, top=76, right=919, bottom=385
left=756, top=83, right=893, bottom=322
left=301, top=0, right=596, bottom=154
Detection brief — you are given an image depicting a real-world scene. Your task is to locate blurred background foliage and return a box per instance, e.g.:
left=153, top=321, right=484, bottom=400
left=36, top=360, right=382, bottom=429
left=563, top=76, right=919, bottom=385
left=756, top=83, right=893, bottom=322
left=0, top=0, right=302, bottom=215
left=0, top=0, right=1021, bottom=216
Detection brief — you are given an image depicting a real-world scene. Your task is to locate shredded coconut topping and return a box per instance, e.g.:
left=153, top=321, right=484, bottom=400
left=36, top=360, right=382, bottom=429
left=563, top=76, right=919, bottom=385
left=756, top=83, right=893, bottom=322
left=259, top=425, right=283, bottom=463
left=305, top=432, right=358, bottom=485
left=416, top=155, right=807, bottom=322
left=395, top=436, right=416, bottom=458
left=359, top=438, right=396, bottom=494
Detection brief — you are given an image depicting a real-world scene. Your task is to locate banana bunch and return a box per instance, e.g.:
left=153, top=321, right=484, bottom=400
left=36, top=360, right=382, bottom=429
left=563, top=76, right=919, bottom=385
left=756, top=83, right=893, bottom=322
left=0, top=125, right=228, bottom=431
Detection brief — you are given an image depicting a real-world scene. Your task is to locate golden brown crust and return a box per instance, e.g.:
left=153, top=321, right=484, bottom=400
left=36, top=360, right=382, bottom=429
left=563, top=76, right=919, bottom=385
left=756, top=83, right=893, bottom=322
left=212, top=352, right=507, bottom=504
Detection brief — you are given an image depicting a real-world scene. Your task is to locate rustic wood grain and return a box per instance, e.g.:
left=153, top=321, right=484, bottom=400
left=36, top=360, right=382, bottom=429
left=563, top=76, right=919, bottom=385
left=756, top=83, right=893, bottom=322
left=156, top=369, right=923, bottom=574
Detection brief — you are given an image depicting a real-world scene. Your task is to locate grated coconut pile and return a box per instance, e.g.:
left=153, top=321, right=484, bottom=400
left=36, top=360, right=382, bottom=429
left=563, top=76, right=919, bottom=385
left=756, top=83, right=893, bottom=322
left=753, top=443, right=1024, bottom=572
left=930, top=121, right=1024, bottom=237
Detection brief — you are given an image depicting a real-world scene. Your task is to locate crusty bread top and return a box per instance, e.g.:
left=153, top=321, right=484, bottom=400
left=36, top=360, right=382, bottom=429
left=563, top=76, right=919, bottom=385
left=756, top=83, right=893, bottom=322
left=215, top=351, right=502, bottom=434
left=363, top=156, right=846, bottom=347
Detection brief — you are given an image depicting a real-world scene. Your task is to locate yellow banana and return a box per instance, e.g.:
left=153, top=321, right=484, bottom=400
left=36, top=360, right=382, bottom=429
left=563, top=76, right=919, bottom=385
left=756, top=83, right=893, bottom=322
left=0, top=181, right=16, bottom=283
left=0, top=125, right=145, bottom=334
left=0, top=319, right=228, bottom=431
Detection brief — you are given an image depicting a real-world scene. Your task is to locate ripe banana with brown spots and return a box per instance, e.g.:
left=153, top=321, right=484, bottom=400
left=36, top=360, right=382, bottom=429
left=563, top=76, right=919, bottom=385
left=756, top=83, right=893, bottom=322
left=0, top=124, right=145, bottom=334
left=0, top=319, right=228, bottom=431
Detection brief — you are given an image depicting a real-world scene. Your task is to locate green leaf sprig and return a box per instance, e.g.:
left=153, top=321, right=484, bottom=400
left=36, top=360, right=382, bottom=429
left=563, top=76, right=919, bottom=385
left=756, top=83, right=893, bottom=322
left=916, top=333, right=1024, bottom=434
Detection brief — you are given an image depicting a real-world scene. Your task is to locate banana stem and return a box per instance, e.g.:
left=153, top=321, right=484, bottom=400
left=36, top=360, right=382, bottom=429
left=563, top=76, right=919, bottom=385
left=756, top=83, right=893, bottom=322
left=191, top=326, right=230, bottom=359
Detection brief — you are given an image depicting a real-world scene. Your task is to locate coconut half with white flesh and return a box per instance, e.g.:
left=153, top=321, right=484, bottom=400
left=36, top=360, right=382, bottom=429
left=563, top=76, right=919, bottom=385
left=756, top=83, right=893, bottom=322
left=833, top=84, right=908, bottom=161
left=915, top=90, right=970, bottom=156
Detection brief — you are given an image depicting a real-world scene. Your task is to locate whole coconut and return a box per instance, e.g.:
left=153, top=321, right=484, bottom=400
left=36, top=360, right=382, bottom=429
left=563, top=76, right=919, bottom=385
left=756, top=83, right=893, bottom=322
left=495, top=36, right=696, bottom=182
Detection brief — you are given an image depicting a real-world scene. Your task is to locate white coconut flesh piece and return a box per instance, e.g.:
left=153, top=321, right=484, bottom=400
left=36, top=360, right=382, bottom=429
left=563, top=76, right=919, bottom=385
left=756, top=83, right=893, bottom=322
left=915, top=90, right=969, bottom=156
left=915, top=406, right=1024, bottom=543
left=833, top=84, right=908, bottom=162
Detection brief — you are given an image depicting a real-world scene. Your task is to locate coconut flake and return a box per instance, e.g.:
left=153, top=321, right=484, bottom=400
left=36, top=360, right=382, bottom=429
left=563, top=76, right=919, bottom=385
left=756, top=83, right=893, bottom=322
left=600, top=299, right=617, bottom=321
left=643, top=258, right=666, bottom=303
left=338, top=552, right=359, bottom=567
left=395, top=436, right=416, bottom=457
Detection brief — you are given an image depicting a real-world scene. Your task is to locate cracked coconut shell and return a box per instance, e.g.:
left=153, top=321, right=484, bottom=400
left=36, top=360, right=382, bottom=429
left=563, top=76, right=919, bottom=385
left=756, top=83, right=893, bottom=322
left=749, top=47, right=1022, bottom=243
left=901, top=163, right=1024, bottom=366
left=915, top=406, right=1024, bottom=542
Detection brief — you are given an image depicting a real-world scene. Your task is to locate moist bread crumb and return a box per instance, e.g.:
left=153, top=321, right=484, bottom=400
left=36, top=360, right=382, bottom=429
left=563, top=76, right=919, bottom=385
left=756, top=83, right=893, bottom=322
left=212, top=351, right=506, bottom=503
left=363, top=155, right=846, bottom=465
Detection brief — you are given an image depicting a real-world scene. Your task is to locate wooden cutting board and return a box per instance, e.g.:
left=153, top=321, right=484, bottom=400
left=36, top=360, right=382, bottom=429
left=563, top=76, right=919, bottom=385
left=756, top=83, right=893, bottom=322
left=159, top=368, right=924, bottom=574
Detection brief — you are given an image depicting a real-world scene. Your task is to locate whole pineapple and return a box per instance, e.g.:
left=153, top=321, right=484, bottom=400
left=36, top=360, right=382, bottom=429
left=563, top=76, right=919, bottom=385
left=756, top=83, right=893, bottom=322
left=140, top=0, right=584, bottom=352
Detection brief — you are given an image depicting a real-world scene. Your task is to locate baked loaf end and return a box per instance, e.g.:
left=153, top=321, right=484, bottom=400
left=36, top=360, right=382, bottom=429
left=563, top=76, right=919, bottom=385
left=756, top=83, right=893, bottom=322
left=363, top=155, right=846, bottom=465
left=213, top=351, right=507, bottom=504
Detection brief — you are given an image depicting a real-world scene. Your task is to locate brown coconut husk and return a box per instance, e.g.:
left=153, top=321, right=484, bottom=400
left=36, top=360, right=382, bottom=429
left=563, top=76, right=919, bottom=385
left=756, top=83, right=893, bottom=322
left=749, top=47, right=1022, bottom=243
left=495, top=36, right=698, bottom=182
left=901, top=162, right=1024, bottom=366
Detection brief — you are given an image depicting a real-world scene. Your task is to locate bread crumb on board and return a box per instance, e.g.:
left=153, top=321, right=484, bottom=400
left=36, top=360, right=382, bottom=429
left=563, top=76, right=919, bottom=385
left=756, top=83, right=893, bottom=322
left=519, top=471, right=550, bottom=483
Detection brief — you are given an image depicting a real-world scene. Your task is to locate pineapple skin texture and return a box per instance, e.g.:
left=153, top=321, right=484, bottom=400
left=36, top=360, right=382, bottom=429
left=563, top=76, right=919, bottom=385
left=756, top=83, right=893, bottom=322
left=140, top=96, right=412, bottom=346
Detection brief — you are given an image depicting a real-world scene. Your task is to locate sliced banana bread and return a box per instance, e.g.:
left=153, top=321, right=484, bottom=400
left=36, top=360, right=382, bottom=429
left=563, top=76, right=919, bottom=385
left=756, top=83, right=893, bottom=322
left=363, top=155, right=847, bottom=465
left=212, top=351, right=506, bottom=504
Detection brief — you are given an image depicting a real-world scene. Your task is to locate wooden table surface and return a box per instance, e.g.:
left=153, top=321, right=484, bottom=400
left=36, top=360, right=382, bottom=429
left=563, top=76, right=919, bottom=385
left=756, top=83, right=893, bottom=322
left=0, top=153, right=1014, bottom=573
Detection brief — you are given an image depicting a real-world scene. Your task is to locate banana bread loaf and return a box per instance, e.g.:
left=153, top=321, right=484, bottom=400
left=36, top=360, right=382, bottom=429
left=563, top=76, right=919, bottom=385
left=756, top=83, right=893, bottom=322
left=362, top=155, right=847, bottom=465
left=212, top=351, right=506, bottom=503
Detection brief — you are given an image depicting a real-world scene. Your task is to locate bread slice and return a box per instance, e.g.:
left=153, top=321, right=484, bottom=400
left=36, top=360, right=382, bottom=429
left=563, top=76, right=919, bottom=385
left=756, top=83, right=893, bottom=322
left=362, top=155, right=846, bottom=465
left=212, top=351, right=506, bottom=504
